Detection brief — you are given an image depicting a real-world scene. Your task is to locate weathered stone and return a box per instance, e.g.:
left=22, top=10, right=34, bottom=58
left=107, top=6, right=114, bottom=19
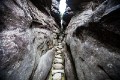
left=1, top=0, right=120, bottom=80
left=0, top=0, right=59, bottom=80
left=52, top=70, right=64, bottom=75
left=56, top=50, right=62, bottom=54
left=58, top=46, right=63, bottom=49
left=33, top=48, right=55, bottom=80
left=55, top=55, right=62, bottom=59
left=51, top=0, right=61, bottom=27
left=64, top=0, right=120, bottom=80
left=58, top=43, right=62, bottom=45
left=58, top=39, right=62, bottom=43
left=55, top=46, right=60, bottom=51
left=53, top=64, right=64, bottom=69
left=53, top=73, right=62, bottom=80
left=55, top=54, right=62, bottom=57
left=54, top=58, right=63, bottom=64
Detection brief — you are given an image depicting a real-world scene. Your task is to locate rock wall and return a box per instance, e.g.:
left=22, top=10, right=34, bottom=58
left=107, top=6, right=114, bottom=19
left=1, top=0, right=120, bottom=80
left=64, top=0, right=120, bottom=80
left=0, top=0, right=60, bottom=80
left=51, top=0, right=61, bottom=27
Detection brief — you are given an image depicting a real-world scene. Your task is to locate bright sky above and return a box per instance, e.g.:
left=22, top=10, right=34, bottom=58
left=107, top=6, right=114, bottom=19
left=59, top=0, right=66, bottom=15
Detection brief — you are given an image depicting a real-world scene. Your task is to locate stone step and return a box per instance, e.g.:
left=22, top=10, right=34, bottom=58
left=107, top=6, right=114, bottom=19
left=55, top=54, right=62, bottom=58
left=52, top=70, right=64, bottom=75
left=55, top=46, right=60, bottom=50
left=57, top=46, right=62, bottom=49
left=58, top=43, right=62, bottom=45
left=55, top=45, right=63, bottom=49
left=56, top=50, right=62, bottom=54
left=55, top=55, right=62, bottom=59
left=53, top=73, right=62, bottom=80
left=53, top=64, right=64, bottom=69
left=55, top=53, right=62, bottom=55
left=49, top=41, right=65, bottom=80
left=54, top=58, right=63, bottom=64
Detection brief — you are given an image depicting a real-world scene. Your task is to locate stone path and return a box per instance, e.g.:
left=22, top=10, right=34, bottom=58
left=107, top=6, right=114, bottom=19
left=48, top=40, right=65, bottom=80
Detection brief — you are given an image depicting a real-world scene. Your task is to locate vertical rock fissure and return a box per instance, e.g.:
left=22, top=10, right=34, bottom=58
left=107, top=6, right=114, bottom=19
left=65, top=43, right=79, bottom=80
left=29, top=64, right=38, bottom=80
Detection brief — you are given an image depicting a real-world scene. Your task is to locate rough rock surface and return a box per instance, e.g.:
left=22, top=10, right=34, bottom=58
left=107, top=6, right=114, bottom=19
left=62, top=5, right=74, bottom=30
left=0, top=0, right=59, bottom=80
left=64, top=0, right=120, bottom=80
left=1, top=0, right=120, bottom=80
left=51, top=0, right=61, bottom=27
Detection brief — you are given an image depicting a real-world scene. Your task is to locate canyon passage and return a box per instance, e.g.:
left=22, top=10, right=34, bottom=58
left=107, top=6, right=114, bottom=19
left=0, top=0, right=120, bottom=80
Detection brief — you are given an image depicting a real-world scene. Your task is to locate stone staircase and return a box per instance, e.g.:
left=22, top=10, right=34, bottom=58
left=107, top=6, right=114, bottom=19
left=48, top=41, right=65, bottom=80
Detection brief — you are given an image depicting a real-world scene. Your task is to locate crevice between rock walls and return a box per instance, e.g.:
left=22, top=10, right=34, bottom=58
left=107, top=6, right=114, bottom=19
left=1, top=0, right=120, bottom=80
left=64, top=43, right=79, bottom=80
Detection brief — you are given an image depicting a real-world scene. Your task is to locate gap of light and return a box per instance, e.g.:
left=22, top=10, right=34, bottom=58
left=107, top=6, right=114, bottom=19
left=59, top=0, right=66, bottom=15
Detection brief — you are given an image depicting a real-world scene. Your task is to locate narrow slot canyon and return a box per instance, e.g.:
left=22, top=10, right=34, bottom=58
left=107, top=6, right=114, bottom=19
left=0, top=0, right=120, bottom=80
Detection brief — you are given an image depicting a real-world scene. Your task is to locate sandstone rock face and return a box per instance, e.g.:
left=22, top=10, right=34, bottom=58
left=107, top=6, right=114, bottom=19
left=64, top=0, right=120, bottom=80
left=0, top=0, right=59, bottom=80
left=1, top=0, right=120, bottom=80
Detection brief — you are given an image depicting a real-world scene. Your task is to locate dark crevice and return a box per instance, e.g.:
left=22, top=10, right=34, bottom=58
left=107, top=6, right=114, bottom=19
left=32, top=38, right=35, bottom=43
left=88, top=22, right=120, bottom=49
left=79, top=57, right=85, bottom=62
left=45, top=67, right=52, bottom=80
left=97, top=65, right=113, bottom=80
left=73, top=26, right=88, bottom=42
left=0, top=21, right=6, bottom=32
left=66, top=43, right=79, bottom=80
left=29, top=21, right=42, bottom=28
left=100, top=7, right=120, bottom=24
left=30, top=21, right=52, bottom=31
left=29, top=62, right=38, bottom=80
left=30, top=0, right=51, bottom=16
